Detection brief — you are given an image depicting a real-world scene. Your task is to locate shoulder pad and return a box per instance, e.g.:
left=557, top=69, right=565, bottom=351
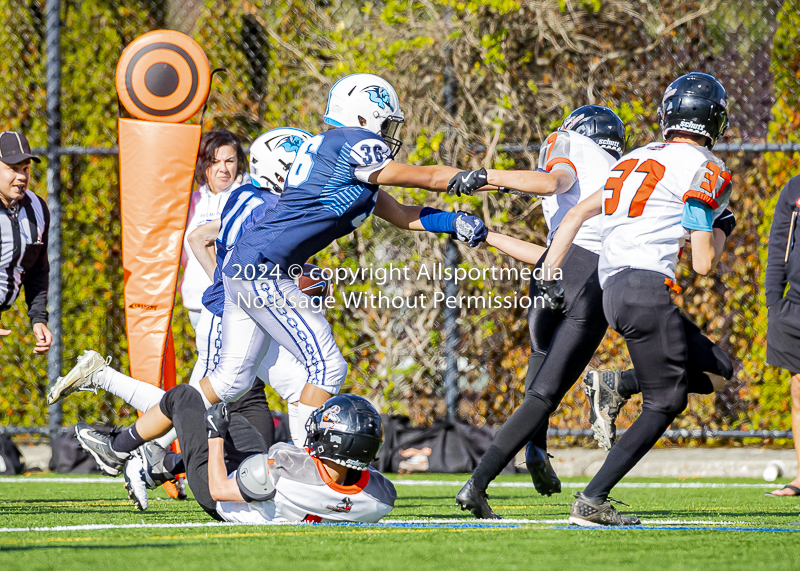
left=236, top=454, right=277, bottom=503
left=684, top=156, right=731, bottom=210
left=538, top=131, right=578, bottom=179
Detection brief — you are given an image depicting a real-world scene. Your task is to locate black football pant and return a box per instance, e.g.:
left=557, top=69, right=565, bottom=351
left=159, top=385, right=269, bottom=519
left=472, top=245, right=608, bottom=490
left=582, top=269, right=733, bottom=500
left=229, top=377, right=275, bottom=449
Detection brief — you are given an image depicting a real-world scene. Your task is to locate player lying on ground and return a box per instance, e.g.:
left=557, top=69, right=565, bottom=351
left=210, top=72, right=579, bottom=436
left=534, top=72, right=735, bottom=526
left=75, top=385, right=395, bottom=523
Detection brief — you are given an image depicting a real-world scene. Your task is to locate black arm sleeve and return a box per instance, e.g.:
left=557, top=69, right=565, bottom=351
left=23, top=198, right=50, bottom=326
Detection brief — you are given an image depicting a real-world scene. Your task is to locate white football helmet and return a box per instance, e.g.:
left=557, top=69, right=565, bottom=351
left=249, top=127, right=313, bottom=194
left=323, top=73, right=405, bottom=157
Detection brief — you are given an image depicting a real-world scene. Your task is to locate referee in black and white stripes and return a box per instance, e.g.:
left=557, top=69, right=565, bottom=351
left=0, top=131, right=52, bottom=354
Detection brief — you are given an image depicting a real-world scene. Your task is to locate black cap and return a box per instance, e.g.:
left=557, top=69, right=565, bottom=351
left=0, top=132, right=41, bottom=164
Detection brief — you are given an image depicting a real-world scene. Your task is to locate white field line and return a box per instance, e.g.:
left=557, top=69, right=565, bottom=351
left=0, top=477, right=778, bottom=488
left=0, top=518, right=771, bottom=534
left=392, top=480, right=778, bottom=489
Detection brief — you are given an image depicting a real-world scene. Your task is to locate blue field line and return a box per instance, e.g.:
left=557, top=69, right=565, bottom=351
left=312, top=521, right=525, bottom=530
left=554, top=525, right=800, bottom=533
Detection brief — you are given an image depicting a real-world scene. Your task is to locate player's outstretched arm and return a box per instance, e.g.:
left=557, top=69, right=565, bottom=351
left=485, top=231, right=546, bottom=265
left=445, top=167, right=576, bottom=197
left=372, top=190, right=488, bottom=247
left=369, top=161, right=463, bottom=192
left=188, top=219, right=221, bottom=281
left=541, top=188, right=603, bottom=276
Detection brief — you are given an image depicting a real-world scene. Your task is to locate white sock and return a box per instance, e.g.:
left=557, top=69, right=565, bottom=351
left=154, top=428, right=178, bottom=449
left=297, top=402, right=320, bottom=448
left=288, top=403, right=304, bottom=447
left=98, top=367, right=165, bottom=412
left=189, top=382, right=214, bottom=409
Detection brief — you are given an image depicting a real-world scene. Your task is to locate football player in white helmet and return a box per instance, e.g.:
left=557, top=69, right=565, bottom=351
left=249, top=127, right=311, bottom=194
left=215, top=71, right=577, bottom=437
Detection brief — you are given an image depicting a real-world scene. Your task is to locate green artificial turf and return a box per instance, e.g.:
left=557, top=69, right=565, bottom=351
left=1, top=474, right=799, bottom=571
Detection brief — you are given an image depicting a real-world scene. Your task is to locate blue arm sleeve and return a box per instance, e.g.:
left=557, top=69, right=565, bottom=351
left=681, top=198, right=713, bottom=232
left=419, top=207, right=456, bottom=233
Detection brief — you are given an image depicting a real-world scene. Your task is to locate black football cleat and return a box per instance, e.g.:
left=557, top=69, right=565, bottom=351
left=74, top=423, right=130, bottom=477
left=568, top=492, right=641, bottom=527
left=455, top=478, right=502, bottom=519
left=525, top=442, right=561, bottom=496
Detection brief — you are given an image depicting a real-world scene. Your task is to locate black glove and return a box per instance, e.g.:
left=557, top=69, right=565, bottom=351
left=447, top=168, right=488, bottom=197
left=534, top=278, right=565, bottom=311
left=206, top=402, right=230, bottom=439
left=712, top=208, right=736, bottom=238
left=451, top=212, right=489, bottom=247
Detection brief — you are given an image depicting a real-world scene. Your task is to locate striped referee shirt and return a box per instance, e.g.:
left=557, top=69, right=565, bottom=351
left=0, top=190, right=50, bottom=324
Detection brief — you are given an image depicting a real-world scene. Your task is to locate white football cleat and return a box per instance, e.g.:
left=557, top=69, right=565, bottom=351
left=123, top=451, right=149, bottom=511
left=47, top=350, right=111, bottom=405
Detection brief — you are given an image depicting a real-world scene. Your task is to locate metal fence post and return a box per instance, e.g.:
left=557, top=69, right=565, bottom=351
left=45, top=0, right=63, bottom=438
left=443, top=9, right=460, bottom=423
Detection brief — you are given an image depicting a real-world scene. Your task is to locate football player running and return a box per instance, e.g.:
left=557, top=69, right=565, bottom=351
left=48, top=128, right=317, bottom=452
left=211, top=72, right=577, bottom=435
left=450, top=106, right=629, bottom=516
left=536, top=72, right=735, bottom=526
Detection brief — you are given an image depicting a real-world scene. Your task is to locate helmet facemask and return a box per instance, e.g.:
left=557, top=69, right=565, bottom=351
left=380, top=116, right=404, bottom=158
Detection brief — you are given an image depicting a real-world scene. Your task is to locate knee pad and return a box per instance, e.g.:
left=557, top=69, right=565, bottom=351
left=526, top=390, right=558, bottom=414
left=159, top=384, right=198, bottom=418
left=645, top=390, right=688, bottom=417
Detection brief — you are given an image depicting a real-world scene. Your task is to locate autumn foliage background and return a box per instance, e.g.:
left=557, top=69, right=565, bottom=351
left=0, top=0, right=797, bottom=443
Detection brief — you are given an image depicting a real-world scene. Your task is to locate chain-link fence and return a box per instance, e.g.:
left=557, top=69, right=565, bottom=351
left=0, top=0, right=798, bottom=444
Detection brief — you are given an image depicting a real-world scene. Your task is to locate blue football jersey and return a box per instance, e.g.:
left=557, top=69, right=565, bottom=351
left=223, top=127, right=392, bottom=278
left=202, top=184, right=280, bottom=315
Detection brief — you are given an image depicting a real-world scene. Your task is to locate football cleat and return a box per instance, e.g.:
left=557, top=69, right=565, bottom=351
left=138, top=442, right=177, bottom=489
left=569, top=492, right=641, bottom=527
left=123, top=451, right=149, bottom=511
left=162, top=477, right=187, bottom=500
left=584, top=369, right=628, bottom=451
left=525, top=443, right=561, bottom=496
left=74, top=422, right=130, bottom=477
left=47, top=350, right=111, bottom=405
left=455, top=478, right=502, bottom=520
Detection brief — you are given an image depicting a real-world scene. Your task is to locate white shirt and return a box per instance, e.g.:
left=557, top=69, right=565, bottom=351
left=598, top=142, right=731, bottom=286
left=180, top=177, right=247, bottom=311
left=538, top=130, right=615, bottom=255
left=216, top=443, right=396, bottom=525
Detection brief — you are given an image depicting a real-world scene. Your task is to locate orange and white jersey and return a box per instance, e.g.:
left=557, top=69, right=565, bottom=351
left=538, top=130, right=616, bottom=255
left=598, top=142, right=731, bottom=286
left=215, top=443, right=396, bottom=525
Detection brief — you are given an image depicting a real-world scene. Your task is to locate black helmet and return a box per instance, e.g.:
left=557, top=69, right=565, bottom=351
left=560, top=105, right=626, bottom=159
left=657, top=72, right=728, bottom=149
left=305, top=394, right=383, bottom=471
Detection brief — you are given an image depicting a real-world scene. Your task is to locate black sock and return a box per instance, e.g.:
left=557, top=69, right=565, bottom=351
left=163, top=452, right=185, bottom=476
left=472, top=395, right=552, bottom=490
left=111, top=424, right=146, bottom=454
left=472, top=446, right=508, bottom=491
left=583, top=409, right=673, bottom=501
left=619, top=369, right=640, bottom=399
left=528, top=422, right=548, bottom=453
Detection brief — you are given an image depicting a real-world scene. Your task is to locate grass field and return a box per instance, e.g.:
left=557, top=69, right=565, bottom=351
left=1, top=473, right=799, bottom=571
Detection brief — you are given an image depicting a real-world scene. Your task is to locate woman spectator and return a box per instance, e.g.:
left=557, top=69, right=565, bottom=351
left=765, top=175, right=800, bottom=498
left=181, top=130, right=248, bottom=328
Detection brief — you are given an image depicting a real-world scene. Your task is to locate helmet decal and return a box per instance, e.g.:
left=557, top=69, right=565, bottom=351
left=363, top=86, right=394, bottom=111
left=277, top=135, right=304, bottom=153
left=322, top=405, right=341, bottom=424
